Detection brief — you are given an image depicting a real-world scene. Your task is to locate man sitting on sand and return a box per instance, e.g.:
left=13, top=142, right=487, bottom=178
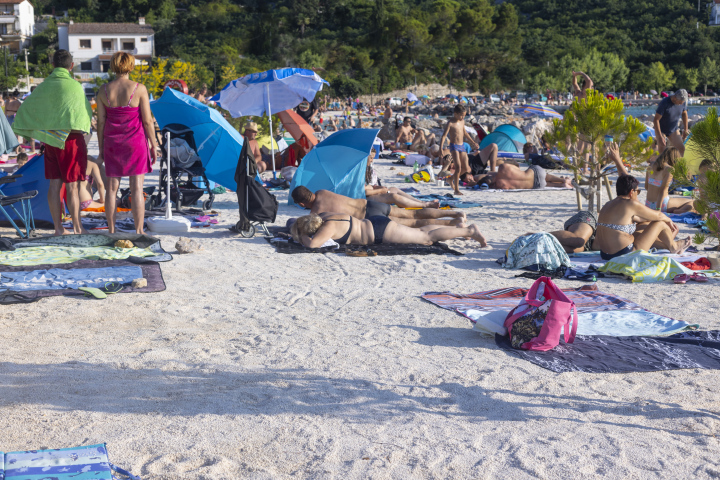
left=471, top=163, right=572, bottom=190
left=395, top=117, right=415, bottom=149
left=291, top=186, right=466, bottom=228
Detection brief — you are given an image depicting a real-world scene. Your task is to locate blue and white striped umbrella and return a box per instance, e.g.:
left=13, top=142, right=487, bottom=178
left=210, top=68, right=329, bottom=118
left=514, top=104, right=563, bottom=119
left=209, top=68, right=328, bottom=174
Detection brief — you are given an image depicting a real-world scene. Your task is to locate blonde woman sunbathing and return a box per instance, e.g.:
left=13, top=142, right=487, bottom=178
left=291, top=213, right=487, bottom=248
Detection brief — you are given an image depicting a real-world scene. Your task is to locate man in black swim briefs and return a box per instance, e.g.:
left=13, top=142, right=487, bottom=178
left=291, top=186, right=466, bottom=228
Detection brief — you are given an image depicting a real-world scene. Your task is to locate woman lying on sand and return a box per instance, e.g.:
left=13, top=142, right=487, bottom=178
left=645, top=147, right=695, bottom=214
left=594, top=174, right=691, bottom=260
left=290, top=213, right=487, bottom=248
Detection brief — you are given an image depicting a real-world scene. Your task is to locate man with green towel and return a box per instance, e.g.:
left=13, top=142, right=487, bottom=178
left=13, top=50, right=93, bottom=235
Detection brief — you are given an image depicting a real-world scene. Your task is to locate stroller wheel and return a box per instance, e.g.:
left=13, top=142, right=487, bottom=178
left=236, top=221, right=255, bottom=238
left=202, top=199, right=213, bottom=211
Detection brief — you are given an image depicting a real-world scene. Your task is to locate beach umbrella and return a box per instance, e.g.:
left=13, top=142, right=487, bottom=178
left=650, top=90, right=658, bottom=95
left=209, top=68, right=329, bottom=176
left=407, top=92, right=418, bottom=102
left=151, top=87, right=245, bottom=191
left=421, top=95, right=430, bottom=99
left=513, top=104, right=563, bottom=120
left=277, top=109, right=318, bottom=148
left=288, top=128, right=379, bottom=205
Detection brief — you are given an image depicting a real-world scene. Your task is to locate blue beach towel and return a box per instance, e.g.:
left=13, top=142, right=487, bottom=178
left=0, top=444, right=139, bottom=480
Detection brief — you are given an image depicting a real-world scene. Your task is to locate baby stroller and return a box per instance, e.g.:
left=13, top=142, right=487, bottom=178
left=231, top=139, right=278, bottom=237
left=153, top=124, right=215, bottom=212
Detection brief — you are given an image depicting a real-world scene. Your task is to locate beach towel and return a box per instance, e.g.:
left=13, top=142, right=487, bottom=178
left=410, top=193, right=482, bottom=209
left=0, top=265, right=142, bottom=291
left=422, top=285, right=698, bottom=337
left=267, top=235, right=463, bottom=256
left=667, top=212, right=702, bottom=224
left=503, top=233, right=572, bottom=271
left=470, top=187, right=573, bottom=193
left=0, top=443, right=139, bottom=480
left=13, top=233, right=173, bottom=262
left=495, top=330, right=720, bottom=373
left=598, top=250, right=693, bottom=282
left=0, top=258, right=166, bottom=304
left=12, top=68, right=92, bottom=148
left=0, top=245, right=156, bottom=266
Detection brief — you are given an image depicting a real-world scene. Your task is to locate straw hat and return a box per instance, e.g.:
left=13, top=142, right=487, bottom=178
left=243, top=122, right=258, bottom=134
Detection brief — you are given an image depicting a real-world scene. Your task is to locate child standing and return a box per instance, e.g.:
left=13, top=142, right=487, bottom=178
left=440, top=104, right=479, bottom=195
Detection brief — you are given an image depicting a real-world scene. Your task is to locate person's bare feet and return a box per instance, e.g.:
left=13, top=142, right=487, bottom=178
left=671, top=236, right=692, bottom=255
left=53, top=229, right=70, bottom=236
left=453, top=189, right=464, bottom=196
left=426, top=200, right=441, bottom=208
left=468, top=224, right=487, bottom=247
left=563, top=178, right=573, bottom=188
left=451, top=211, right=467, bottom=221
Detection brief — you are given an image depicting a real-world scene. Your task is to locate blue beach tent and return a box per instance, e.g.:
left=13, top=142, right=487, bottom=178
left=479, top=124, right=527, bottom=153
left=288, top=128, right=379, bottom=205
left=0, top=154, right=52, bottom=228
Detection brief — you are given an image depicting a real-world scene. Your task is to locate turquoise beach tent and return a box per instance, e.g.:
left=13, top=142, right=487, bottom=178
left=479, top=124, right=527, bottom=153
left=288, top=128, right=379, bottom=205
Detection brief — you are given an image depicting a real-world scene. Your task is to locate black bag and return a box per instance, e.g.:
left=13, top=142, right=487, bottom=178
left=529, top=153, right=563, bottom=170
left=234, top=140, right=278, bottom=231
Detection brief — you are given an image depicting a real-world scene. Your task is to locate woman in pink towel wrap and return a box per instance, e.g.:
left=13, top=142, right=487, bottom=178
left=97, top=51, right=157, bottom=234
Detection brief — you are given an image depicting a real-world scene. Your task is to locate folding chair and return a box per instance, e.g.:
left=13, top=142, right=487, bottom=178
left=0, top=174, right=38, bottom=238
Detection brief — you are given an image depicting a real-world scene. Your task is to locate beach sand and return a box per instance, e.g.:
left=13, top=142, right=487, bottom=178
left=1, top=137, right=720, bottom=479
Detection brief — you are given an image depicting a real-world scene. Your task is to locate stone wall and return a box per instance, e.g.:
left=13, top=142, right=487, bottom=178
left=356, top=83, right=481, bottom=105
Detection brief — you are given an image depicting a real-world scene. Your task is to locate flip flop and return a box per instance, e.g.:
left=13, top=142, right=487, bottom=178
left=79, top=287, right=107, bottom=299
left=673, top=274, right=690, bottom=284
left=691, top=273, right=709, bottom=283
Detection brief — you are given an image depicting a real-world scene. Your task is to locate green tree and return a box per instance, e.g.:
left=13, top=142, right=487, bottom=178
left=547, top=90, right=654, bottom=211
left=699, top=58, right=720, bottom=95
left=633, top=62, right=675, bottom=93
left=676, top=66, right=700, bottom=93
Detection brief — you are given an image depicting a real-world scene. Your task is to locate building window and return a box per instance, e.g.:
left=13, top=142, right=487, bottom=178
left=101, top=61, right=110, bottom=73
left=122, top=41, right=134, bottom=51
left=0, top=24, right=14, bottom=35
left=0, top=5, right=13, bottom=14
left=79, top=39, right=91, bottom=48
left=141, top=37, right=148, bottom=42
left=80, top=62, right=92, bottom=71
left=102, top=40, right=112, bottom=51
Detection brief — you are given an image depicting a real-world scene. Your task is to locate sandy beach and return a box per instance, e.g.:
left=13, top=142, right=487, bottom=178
left=2, top=135, right=720, bottom=479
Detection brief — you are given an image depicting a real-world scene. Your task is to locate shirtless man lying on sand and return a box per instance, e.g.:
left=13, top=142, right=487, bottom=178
left=291, top=186, right=466, bottom=228
left=466, top=163, right=572, bottom=190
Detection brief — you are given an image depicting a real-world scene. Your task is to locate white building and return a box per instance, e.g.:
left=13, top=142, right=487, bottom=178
left=711, top=0, right=720, bottom=26
left=57, top=20, right=155, bottom=80
left=0, top=0, right=34, bottom=53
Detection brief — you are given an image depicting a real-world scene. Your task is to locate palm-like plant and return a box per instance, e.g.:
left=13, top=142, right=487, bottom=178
left=672, top=107, right=720, bottom=248
left=546, top=90, right=655, bottom=211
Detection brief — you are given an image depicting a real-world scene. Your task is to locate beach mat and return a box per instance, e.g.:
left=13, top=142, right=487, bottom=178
left=495, top=331, right=720, bottom=373
left=422, top=285, right=698, bottom=337
left=12, top=233, right=172, bottom=262
left=0, top=443, right=139, bottom=480
left=266, top=234, right=463, bottom=256
left=0, top=258, right=166, bottom=304
left=411, top=193, right=482, bottom=209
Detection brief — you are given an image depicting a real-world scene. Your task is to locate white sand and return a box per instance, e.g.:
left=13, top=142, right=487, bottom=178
left=2, top=138, right=720, bottom=479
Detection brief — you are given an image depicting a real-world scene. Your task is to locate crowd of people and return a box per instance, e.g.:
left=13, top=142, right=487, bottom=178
left=1, top=49, right=705, bottom=265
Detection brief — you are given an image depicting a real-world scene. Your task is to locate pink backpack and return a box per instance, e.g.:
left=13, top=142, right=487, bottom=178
left=503, top=276, right=578, bottom=351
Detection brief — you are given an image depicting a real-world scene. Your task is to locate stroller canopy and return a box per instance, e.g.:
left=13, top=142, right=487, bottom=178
left=479, top=124, right=527, bottom=153
left=288, top=128, right=379, bottom=205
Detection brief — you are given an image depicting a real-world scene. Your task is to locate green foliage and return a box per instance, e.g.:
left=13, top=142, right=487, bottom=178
left=699, top=58, right=720, bottom=94
left=632, top=62, right=675, bottom=93
left=547, top=90, right=655, bottom=210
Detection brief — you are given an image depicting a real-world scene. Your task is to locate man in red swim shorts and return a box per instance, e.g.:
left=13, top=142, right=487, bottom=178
left=12, top=50, right=92, bottom=235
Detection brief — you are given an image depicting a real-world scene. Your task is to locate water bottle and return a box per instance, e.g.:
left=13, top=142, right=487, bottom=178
left=413, top=160, right=419, bottom=173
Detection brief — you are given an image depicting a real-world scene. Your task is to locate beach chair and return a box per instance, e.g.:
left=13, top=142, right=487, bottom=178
left=0, top=173, right=37, bottom=238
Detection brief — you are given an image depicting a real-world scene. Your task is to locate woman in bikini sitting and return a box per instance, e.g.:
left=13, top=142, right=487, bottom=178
left=594, top=174, right=692, bottom=260
left=645, top=147, right=695, bottom=214
left=290, top=213, right=487, bottom=248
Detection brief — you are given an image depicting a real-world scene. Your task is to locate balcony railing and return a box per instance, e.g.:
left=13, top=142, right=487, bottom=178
left=76, top=72, right=110, bottom=81
left=101, top=48, right=138, bottom=54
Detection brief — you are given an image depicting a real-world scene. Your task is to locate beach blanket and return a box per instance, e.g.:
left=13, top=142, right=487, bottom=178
left=0, top=443, right=139, bottom=480
left=267, top=235, right=463, bottom=256
left=667, top=212, right=702, bottom=224
left=422, top=285, right=699, bottom=337
left=598, top=250, right=694, bottom=282
left=495, top=330, right=720, bottom=373
left=411, top=193, right=482, bottom=209
left=470, top=187, right=573, bottom=193
left=0, top=258, right=166, bottom=304
left=0, top=265, right=143, bottom=291
left=12, top=233, right=173, bottom=262
left=63, top=217, right=143, bottom=233
left=12, top=68, right=92, bottom=148
left=0, top=245, right=156, bottom=266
